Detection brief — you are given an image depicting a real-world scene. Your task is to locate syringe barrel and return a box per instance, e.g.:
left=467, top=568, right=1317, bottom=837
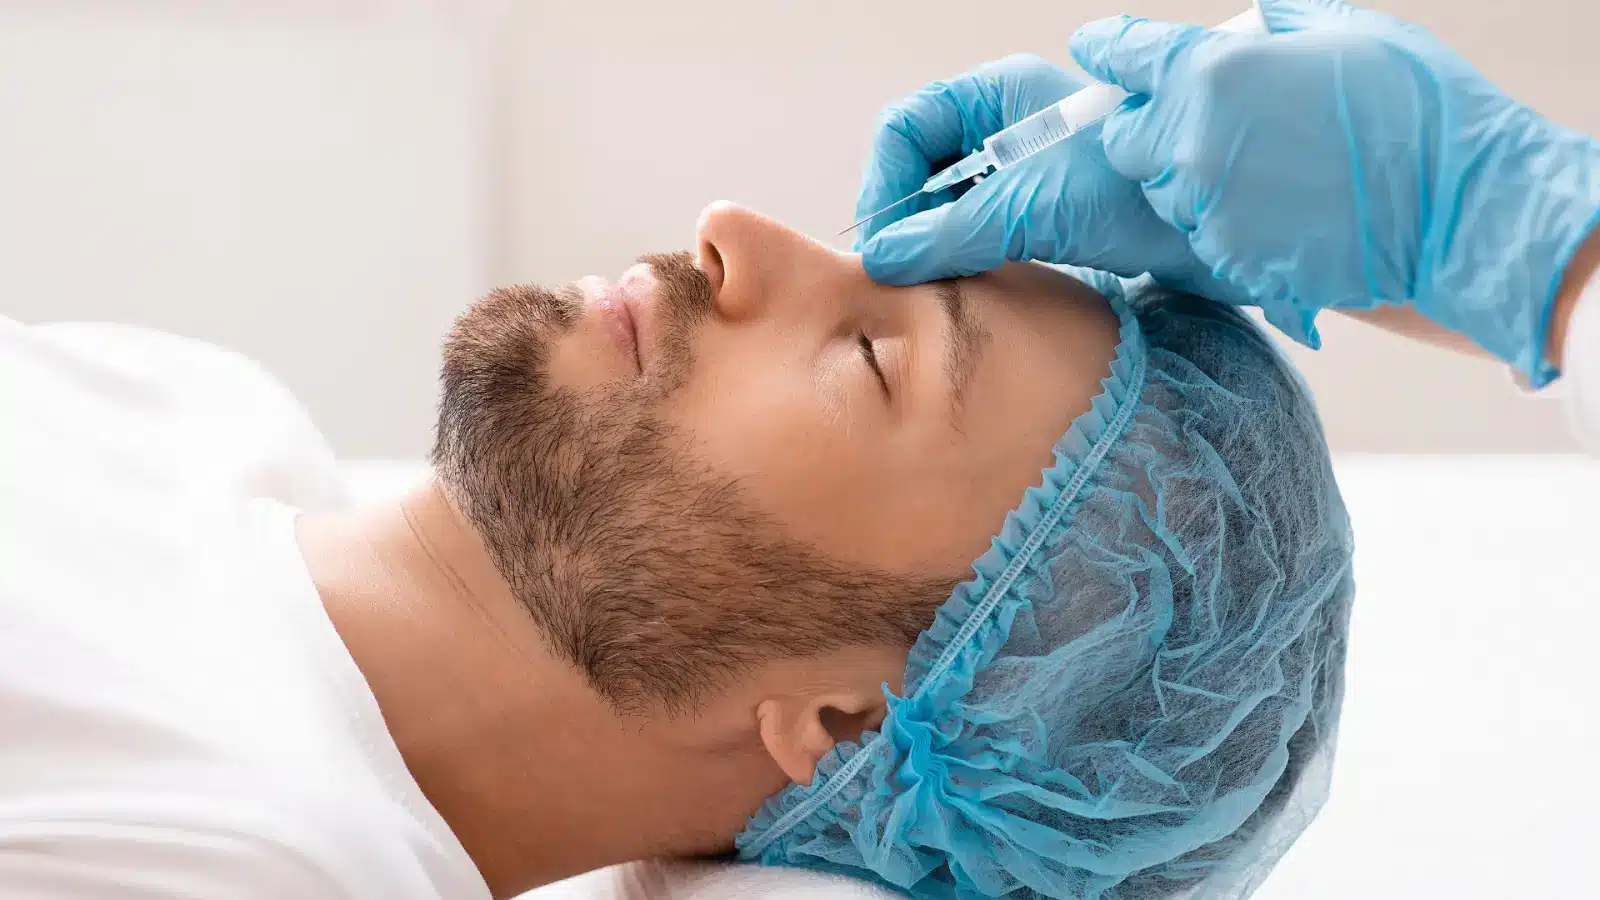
left=1055, top=82, right=1135, bottom=138
left=980, top=79, right=1134, bottom=169
left=983, top=103, right=1074, bottom=168
left=981, top=4, right=1267, bottom=172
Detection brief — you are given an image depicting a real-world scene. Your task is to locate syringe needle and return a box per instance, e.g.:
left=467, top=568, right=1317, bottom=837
left=837, top=191, right=920, bottom=237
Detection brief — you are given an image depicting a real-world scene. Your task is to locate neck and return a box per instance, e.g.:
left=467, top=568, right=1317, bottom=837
left=295, top=481, right=776, bottom=898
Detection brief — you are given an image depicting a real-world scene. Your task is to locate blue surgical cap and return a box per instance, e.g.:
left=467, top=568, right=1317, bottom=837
left=736, top=276, right=1356, bottom=900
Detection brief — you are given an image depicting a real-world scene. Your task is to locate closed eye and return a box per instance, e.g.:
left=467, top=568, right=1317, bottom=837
left=857, top=332, right=890, bottom=397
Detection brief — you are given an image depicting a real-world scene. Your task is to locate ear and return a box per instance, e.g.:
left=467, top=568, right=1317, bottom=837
left=756, top=689, right=888, bottom=787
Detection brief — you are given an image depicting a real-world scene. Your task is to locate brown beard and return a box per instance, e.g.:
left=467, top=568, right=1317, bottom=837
left=430, top=253, right=953, bottom=715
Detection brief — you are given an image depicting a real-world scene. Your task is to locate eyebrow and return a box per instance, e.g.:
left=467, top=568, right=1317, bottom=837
left=934, top=281, right=987, bottom=420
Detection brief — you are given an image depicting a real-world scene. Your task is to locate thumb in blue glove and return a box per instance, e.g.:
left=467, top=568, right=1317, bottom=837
left=852, top=54, right=1255, bottom=327
left=860, top=118, right=1193, bottom=286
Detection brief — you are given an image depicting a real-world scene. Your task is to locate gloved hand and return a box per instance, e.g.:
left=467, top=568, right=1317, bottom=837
left=851, top=55, right=1281, bottom=339
left=1071, top=0, right=1600, bottom=383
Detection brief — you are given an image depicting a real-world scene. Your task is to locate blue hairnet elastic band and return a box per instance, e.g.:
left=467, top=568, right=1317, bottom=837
left=738, top=297, right=1147, bottom=859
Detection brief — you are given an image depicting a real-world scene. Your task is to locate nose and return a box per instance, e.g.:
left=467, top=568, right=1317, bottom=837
left=694, top=201, right=859, bottom=323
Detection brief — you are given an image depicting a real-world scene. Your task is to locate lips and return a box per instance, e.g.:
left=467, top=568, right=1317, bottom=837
left=581, top=261, right=672, bottom=377
left=594, top=282, right=641, bottom=373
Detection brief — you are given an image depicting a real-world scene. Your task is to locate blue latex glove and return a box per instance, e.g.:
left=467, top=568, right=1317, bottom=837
left=1070, top=0, right=1600, bottom=383
left=850, top=55, right=1292, bottom=340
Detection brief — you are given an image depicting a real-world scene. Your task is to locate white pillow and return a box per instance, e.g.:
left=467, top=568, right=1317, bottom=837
left=528, top=861, right=900, bottom=900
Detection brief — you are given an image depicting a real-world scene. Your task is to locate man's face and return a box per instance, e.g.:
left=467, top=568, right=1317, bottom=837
left=550, top=202, right=1120, bottom=576
left=433, top=202, right=1120, bottom=710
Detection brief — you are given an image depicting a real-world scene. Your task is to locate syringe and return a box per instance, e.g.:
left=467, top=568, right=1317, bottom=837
left=840, top=4, right=1267, bottom=237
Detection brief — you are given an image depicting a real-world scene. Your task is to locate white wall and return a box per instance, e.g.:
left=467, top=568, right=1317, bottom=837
left=0, top=2, right=495, bottom=457
left=2, top=0, right=1594, bottom=454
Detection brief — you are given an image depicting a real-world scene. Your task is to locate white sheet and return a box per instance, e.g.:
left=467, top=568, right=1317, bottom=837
left=341, top=456, right=1600, bottom=900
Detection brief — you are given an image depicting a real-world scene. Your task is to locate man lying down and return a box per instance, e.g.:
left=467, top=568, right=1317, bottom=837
left=0, top=202, right=1354, bottom=900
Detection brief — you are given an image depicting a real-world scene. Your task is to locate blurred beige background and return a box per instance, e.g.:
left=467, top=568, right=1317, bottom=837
left=1, top=0, right=1590, bottom=456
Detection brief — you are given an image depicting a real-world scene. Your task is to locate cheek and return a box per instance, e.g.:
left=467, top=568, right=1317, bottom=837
left=659, top=333, right=947, bottom=571
left=661, top=335, right=873, bottom=515
left=673, top=340, right=807, bottom=455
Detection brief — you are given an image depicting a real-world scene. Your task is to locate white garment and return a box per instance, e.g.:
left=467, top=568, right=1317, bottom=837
left=0, top=317, right=488, bottom=900
left=1565, top=267, right=1600, bottom=451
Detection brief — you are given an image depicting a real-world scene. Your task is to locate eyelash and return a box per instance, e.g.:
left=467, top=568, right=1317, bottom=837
left=857, top=332, right=890, bottom=396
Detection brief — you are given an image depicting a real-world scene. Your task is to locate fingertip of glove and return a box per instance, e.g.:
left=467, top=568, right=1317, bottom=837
left=1304, top=321, right=1323, bottom=351
left=1072, top=13, right=1139, bottom=41
left=1297, top=309, right=1323, bottom=350
left=860, top=225, right=939, bottom=286
left=860, top=242, right=918, bottom=286
left=1267, top=308, right=1323, bottom=350
left=1069, top=15, right=1136, bottom=66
